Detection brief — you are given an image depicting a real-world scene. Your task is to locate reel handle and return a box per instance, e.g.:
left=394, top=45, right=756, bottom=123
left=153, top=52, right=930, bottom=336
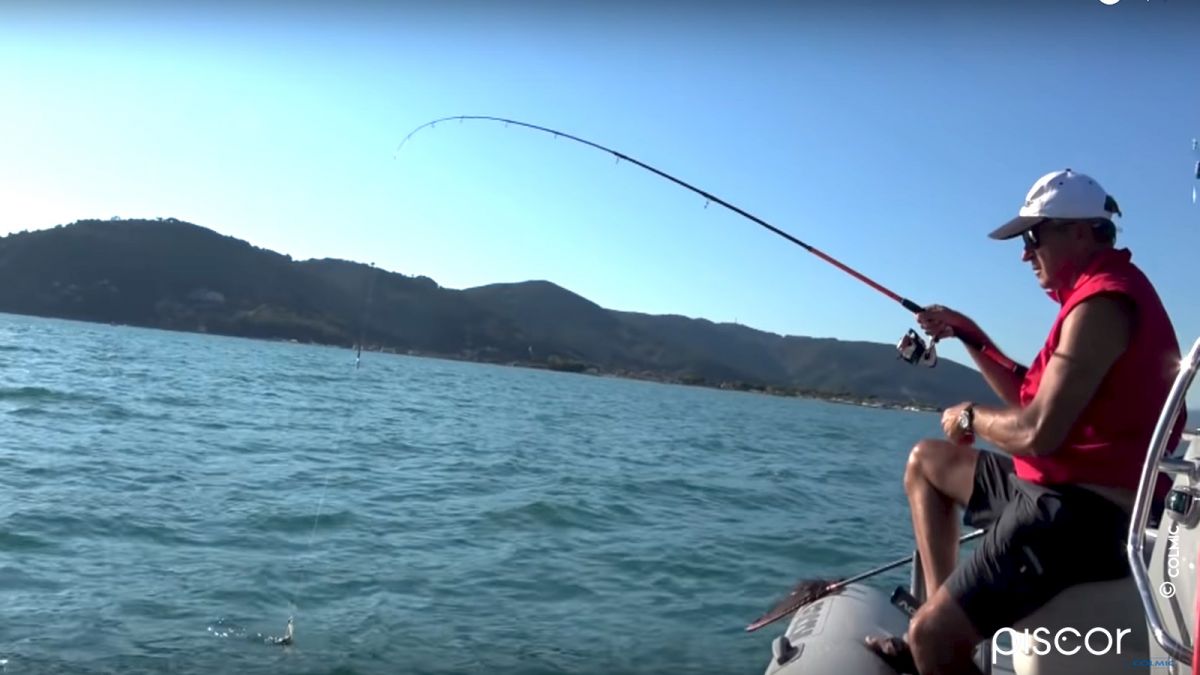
left=896, top=329, right=938, bottom=367
left=900, top=299, right=1024, bottom=376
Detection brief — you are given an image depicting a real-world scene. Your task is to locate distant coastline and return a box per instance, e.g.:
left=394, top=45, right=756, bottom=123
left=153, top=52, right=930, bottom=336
left=0, top=218, right=998, bottom=411
left=335, top=339, right=946, bottom=413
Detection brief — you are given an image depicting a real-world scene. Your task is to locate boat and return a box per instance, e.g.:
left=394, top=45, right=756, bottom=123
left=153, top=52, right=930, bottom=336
left=760, top=336, right=1200, bottom=674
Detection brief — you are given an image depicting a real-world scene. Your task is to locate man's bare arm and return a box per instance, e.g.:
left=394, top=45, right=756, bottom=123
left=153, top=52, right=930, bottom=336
left=972, top=294, right=1133, bottom=456
left=915, top=305, right=1025, bottom=405
left=961, top=332, right=1025, bottom=406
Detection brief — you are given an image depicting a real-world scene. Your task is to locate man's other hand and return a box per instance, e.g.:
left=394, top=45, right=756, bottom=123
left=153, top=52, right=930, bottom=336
left=942, top=402, right=974, bottom=445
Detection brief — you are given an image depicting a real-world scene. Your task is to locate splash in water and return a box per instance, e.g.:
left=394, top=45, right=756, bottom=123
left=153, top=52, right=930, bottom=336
left=268, top=617, right=294, bottom=646
left=207, top=616, right=294, bottom=646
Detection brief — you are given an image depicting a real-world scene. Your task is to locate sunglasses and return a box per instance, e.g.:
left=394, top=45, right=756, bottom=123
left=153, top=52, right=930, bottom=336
left=1021, top=224, right=1044, bottom=250
left=1021, top=219, right=1068, bottom=250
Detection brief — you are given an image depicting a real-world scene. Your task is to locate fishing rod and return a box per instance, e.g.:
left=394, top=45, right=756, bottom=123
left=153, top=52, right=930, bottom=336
left=744, top=528, right=986, bottom=632
left=397, top=115, right=1023, bottom=375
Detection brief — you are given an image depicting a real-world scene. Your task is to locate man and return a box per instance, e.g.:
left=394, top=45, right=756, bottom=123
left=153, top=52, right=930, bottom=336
left=867, top=169, right=1186, bottom=674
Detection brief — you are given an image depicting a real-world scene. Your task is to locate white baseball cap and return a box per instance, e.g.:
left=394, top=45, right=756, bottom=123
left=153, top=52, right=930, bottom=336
left=989, top=169, right=1122, bottom=240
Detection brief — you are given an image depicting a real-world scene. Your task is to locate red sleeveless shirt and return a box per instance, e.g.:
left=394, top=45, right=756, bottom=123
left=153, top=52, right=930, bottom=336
left=1013, top=248, right=1186, bottom=490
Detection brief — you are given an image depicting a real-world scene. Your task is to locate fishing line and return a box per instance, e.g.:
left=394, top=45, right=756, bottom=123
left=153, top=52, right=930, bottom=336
left=395, top=115, right=1023, bottom=375
left=356, top=264, right=380, bottom=369
left=280, top=262, right=380, bottom=645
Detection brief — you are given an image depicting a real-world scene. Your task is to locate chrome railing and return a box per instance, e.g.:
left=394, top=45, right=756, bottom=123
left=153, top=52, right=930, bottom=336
left=1127, top=336, right=1200, bottom=665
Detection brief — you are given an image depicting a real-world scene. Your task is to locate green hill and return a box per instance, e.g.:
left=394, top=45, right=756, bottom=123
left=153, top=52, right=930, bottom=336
left=0, top=218, right=1000, bottom=408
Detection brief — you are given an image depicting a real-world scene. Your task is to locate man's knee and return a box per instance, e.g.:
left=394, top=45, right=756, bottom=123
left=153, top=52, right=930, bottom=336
left=904, top=438, right=946, bottom=491
left=905, top=438, right=978, bottom=505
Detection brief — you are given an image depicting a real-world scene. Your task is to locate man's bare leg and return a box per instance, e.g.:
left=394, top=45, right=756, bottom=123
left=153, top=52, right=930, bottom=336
left=864, top=586, right=985, bottom=674
left=909, top=587, right=985, bottom=675
left=904, top=439, right=979, bottom=596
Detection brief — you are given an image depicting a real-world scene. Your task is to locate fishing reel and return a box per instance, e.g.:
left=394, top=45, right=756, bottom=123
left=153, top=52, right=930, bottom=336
left=896, top=329, right=938, bottom=367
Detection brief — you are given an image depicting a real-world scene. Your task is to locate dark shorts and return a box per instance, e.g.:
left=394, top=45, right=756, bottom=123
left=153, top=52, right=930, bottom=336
left=943, top=451, right=1133, bottom=638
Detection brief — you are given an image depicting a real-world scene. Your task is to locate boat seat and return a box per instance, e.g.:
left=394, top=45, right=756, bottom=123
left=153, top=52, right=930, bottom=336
left=1009, top=575, right=1150, bottom=675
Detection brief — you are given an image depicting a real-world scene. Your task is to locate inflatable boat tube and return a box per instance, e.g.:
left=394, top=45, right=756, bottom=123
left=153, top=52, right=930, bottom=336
left=763, top=584, right=909, bottom=675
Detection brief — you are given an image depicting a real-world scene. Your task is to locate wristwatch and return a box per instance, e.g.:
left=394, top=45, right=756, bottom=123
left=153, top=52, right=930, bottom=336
left=958, top=404, right=975, bottom=436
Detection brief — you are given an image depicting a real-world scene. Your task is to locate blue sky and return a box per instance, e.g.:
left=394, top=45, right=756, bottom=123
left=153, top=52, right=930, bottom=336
left=2, top=0, right=1198, bottom=378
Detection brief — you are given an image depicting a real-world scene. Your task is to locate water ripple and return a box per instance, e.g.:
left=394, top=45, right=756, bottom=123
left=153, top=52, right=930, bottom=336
left=0, top=312, right=935, bottom=675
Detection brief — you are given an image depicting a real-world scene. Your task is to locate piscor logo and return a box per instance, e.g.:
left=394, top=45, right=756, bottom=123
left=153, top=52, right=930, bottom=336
left=992, top=627, right=1135, bottom=663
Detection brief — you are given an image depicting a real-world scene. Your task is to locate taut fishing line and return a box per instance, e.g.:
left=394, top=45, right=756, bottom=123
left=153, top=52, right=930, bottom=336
left=395, top=115, right=1023, bottom=375
left=356, top=264, right=380, bottom=370
left=277, top=262, right=380, bottom=646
